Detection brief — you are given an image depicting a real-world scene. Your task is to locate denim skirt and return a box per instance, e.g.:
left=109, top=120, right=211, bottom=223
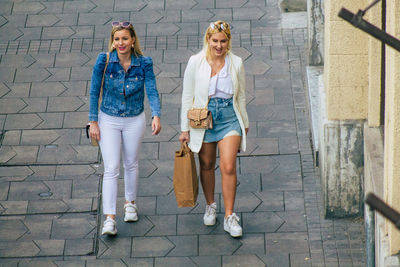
left=203, top=97, right=242, bottom=143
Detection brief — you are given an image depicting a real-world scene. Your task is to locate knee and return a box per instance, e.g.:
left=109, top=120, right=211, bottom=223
left=220, top=163, right=236, bottom=176
left=200, top=161, right=215, bottom=171
left=103, top=165, right=119, bottom=179
left=124, top=160, right=138, bottom=171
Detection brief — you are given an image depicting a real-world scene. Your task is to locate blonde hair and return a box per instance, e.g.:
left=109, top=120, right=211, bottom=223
left=202, top=20, right=231, bottom=59
left=108, top=24, right=144, bottom=57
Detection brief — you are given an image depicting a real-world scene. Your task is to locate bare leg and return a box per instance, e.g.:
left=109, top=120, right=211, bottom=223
left=198, top=142, right=217, bottom=205
left=218, top=135, right=241, bottom=217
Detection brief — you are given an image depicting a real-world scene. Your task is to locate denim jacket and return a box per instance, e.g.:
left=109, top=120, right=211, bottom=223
left=89, top=50, right=161, bottom=121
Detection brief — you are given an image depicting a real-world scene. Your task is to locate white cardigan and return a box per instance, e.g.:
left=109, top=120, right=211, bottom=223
left=181, top=50, right=249, bottom=153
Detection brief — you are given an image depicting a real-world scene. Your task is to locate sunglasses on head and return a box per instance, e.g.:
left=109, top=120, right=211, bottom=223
left=209, top=22, right=229, bottom=31
left=112, top=21, right=131, bottom=28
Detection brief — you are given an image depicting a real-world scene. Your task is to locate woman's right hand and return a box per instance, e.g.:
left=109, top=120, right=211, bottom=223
left=179, top=131, right=189, bottom=143
left=89, top=121, right=100, bottom=141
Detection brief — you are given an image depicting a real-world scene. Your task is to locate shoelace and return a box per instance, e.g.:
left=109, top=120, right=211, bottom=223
left=104, top=218, right=115, bottom=227
left=206, top=203, right=216, bottom=216
left=125, top=203, right=137, bottom=212
left=228, top=213, right=240, bottom=226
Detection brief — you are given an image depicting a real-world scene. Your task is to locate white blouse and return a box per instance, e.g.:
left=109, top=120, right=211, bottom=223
left=208, top=56, right=233, bottom=99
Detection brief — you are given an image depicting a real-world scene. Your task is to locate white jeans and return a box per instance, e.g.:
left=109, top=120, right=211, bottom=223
left=98, top=111, right=146, bottom=215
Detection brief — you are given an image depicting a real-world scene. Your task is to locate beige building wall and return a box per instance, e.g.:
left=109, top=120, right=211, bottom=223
left=384, top=0, right=400, bottom=255
left=324, top=0, right=368, bottom=120
left=367, top=4, right=382, bottom=127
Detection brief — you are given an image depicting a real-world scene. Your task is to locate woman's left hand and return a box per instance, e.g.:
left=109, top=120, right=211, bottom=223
left=152, top=116, right=161, bottom=135
left=245, top=128, right=249, bottom=135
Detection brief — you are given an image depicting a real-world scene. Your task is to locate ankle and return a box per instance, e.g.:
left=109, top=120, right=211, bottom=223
left=106, top=215, right=115, bottom=220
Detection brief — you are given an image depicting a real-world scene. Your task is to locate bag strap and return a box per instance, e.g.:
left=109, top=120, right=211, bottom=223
left=98, top=52, right=109, bottom=109
left=191, top=97, right=210, bottom=109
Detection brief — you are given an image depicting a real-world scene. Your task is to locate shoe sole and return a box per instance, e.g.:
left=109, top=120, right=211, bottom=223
left=124, top=216, right=138, bottom=222
left=204, top=219, right=216, bottom=226
left=224, top=227, right=242, bottom=237
left=102, top=230, right=117, bottom=235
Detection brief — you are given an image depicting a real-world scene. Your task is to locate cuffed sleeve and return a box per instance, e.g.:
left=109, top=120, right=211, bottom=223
left=181, top=55, right=196, bottom=132
left=143, top=56, right=161, bottom=118
left=88, top=52, right=108, bottom=121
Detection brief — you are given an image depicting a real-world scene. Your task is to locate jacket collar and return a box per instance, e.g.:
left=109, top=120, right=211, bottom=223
left=109, top=50, right=140, bottom=67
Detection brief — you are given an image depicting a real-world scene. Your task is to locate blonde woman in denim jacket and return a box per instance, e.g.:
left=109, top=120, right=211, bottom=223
left=89, top=21, right=161, bottom=235
left=179, top=21, right=249, bottom=237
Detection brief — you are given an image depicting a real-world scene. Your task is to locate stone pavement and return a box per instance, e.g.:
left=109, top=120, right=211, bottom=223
left=0, top=0, right=366, bottom=266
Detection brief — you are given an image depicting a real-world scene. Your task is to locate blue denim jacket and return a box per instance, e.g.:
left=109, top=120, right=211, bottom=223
left=89, top=50, right=161, bottom=121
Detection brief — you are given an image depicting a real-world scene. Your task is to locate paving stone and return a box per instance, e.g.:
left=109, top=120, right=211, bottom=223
left=276, top=211, right=307, bottom=232
left=138, top=142, right=159, bottom=160
left=4, top=114, right=43, bottom=130
left=70, top=66, right=92, bottom=81
left=8, top=181, right=52, bottom=201
left=45, top=67, right=71, bottom=82
left=15, top=68, right=51, bottom=83
left=0, top=200, right=28, bottom=215
left=26, top=15, right=59, bottom=27
left=182, top=9, right=213, bottom=22
left=144, top=215, right=176, bottom=236
left=64, top=238, right=93, bottom=256
left=51, top=218, right=95, bottom=239
left=165, top=235, right=197, bottom=257
left=13, top=2, right=45, bottom=14
left=86, top=259, right=127, bottom=267
left=63, top=112, right=88, bottom=128
left=41, top=26, right=75, bottom=40
left=0, top=166, right=33, bottom=177
left=47, top=96, right=84, bottom=112
left=0, top=146, right=17, bottom=164
left=157, top=194, right=196, bottom=215
left=236, top=173, right=261, bottom=192
left=72, top=175, right=100, bottom=198
left=247, top=137, right=279, bottom=155
left=177, top=214, right=217, bottom=235
left=0, top=240, right=40, bottom=257
left=1, top=83, right=29, bottom=98
left=257, top=252, right=290, bottom=266
left=266, top=232, right=309, bottom=254
left=223, top=254, right=266, bottom=266
left=119, top=258, right=153, bottom=267
left=20, top=130, right=58, bottom=145
left=99, top=237, right=131, bottom=258
left=0, top=182, right=9, bottom=200
left=0, top=219, right=27, bottom=241
left=199, top=235, right=241, bottom=256
left=147, top=23, right=180, bottom=37
left=28, top=200, right=69, bottom=214
left=222, top=192, right=261, bottom=213
left=35, top=239, right=65, bottom=256
left=131, top=236, right=174, bottom=257
left=254, top=191, right=284, bottom=211
left=2, top=130, right=21, bottom=145
left=262, top=171, right=303, bottom=191
left=56, top=164, right=95, bottom=178
left=35, top=113, right=64, bottom=129
left=19, top=98, right=48, bottom=113
left=243, top=211, right=284, bottom=233
left=30, top=82, right=66, bottom=97
left=4, top=146, right=39, bottom=165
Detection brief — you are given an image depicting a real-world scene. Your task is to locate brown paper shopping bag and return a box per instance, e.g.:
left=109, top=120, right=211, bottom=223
left=173, top=142, right=198, bottom=207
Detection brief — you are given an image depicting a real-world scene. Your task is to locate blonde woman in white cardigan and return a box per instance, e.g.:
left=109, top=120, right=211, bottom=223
left=179, top=21, right=249, bottom=237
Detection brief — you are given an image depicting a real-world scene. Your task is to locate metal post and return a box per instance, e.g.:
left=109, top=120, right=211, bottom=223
left=365, top=203, right=376, bottom=267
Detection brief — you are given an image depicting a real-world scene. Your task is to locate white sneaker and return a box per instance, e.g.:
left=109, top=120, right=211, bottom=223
left=101, top=217, right=117, bottom=235
left=203, top=202, right=217, bottom=226
left=124, top=203, right=138, bottom=222
left=224, top=213, right=242, bottom=237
